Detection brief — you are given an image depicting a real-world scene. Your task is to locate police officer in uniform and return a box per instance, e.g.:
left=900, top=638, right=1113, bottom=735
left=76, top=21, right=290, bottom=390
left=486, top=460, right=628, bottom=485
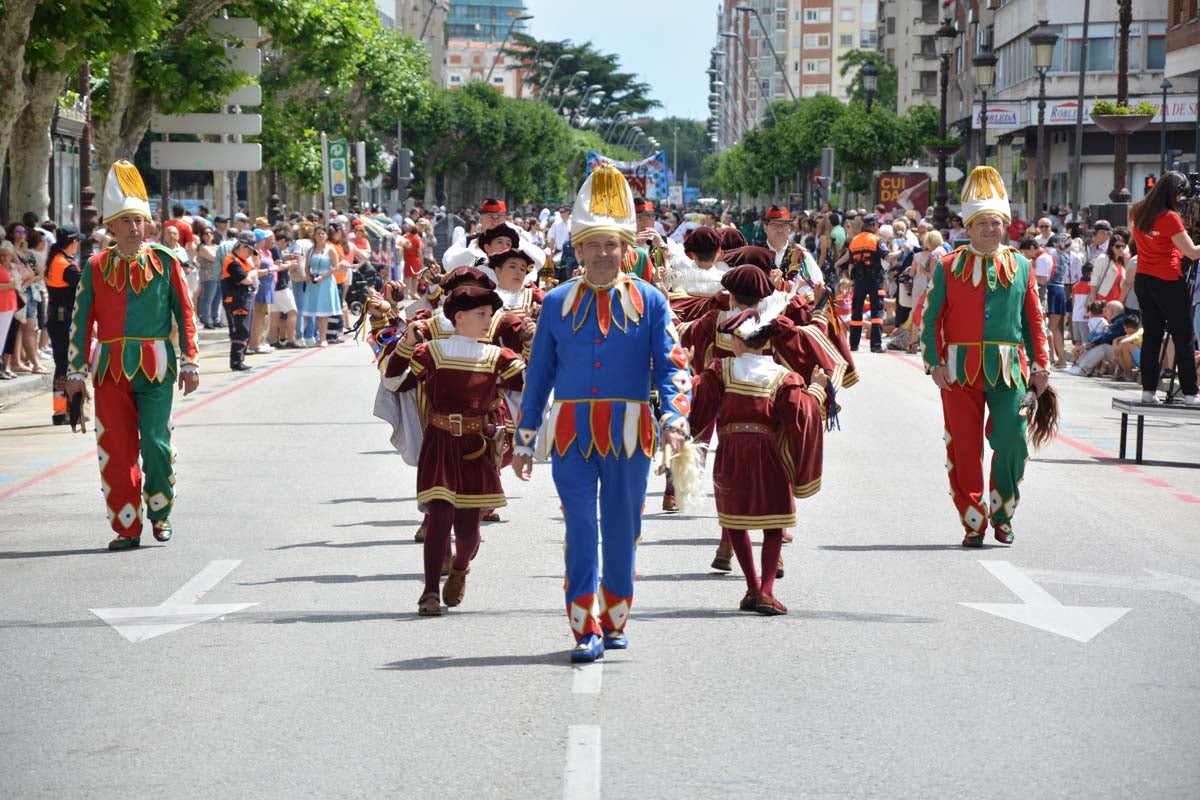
left=846, top=214, right=889, bottom=353
left=221, top=231, right=262, bottom=371
left=45, top=224, right=88, bottom=424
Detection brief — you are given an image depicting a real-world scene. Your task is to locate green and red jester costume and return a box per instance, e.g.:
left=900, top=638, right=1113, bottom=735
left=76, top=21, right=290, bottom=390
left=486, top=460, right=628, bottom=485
left=920, top=244, right=1050, bottom=544
left=67, top=243, right=199, bottom=544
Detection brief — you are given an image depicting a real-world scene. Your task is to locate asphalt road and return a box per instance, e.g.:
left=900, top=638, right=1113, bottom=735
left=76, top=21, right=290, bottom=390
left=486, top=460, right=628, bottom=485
left=1, top=337, right=1198, bottom=799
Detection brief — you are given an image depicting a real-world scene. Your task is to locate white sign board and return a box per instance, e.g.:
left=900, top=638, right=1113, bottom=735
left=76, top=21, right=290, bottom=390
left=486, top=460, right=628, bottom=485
left=225, top=47, right=262, bottom=77
left=1029, top=96, right=1199, bottom=126
left=971, top=102, right=1025, bottom=130
left=208, top=17, right=261, bottom=40
left=151, top=142, right=262, bottom=172
left=151, top=113, right=262, bottom=136
left=222, top=85, right=262, bottom=107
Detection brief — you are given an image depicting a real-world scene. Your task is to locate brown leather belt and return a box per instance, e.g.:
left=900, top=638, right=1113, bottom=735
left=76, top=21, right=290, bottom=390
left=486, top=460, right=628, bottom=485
left=429, top=412, right=488, bottom=437
left=719, top=422, right=775, bottom=436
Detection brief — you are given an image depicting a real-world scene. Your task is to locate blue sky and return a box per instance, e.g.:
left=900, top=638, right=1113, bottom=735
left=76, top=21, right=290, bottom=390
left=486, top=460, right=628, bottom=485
left=522, top=0, right=716, bottom=121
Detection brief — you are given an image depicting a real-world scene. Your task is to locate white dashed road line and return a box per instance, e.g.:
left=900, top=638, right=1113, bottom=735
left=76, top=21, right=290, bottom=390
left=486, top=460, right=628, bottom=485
left=562, top=724, right=602, bottom=800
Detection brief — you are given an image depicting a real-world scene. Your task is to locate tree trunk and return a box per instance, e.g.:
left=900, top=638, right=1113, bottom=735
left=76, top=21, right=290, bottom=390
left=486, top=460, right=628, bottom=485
left=8, top=70, right=68, bottom=221
left=0, top=0, right=39, bottom=177
left=118, top=88, right=156, bottom=162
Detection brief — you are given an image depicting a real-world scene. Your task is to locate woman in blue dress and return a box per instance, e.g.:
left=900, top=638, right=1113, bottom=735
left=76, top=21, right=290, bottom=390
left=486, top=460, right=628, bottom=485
left=302, top=225, right=345, bottom=347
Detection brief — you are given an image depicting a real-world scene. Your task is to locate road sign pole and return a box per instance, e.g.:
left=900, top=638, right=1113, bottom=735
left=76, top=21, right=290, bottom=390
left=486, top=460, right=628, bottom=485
left=161, top=132, right=170, bottom=222
left=320, top=132, right=330, bottom=219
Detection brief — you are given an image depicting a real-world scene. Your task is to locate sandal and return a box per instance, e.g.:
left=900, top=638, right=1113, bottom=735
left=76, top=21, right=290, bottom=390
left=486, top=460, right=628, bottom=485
left=443, top=566, right=469, bottom=607
left=756, top=593, right=788, bottom=616
left=417, top=591, right=441, bottom=616
left=739, top=589, right=759, bottom=612
left=414, top=520, right=426, bottom=542
left=775, top=552, right=785, bottom=579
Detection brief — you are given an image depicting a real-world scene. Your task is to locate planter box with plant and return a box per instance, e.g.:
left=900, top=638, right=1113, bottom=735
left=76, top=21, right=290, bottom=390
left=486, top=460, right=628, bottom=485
left=1090, top=100, right=1157, bottom=135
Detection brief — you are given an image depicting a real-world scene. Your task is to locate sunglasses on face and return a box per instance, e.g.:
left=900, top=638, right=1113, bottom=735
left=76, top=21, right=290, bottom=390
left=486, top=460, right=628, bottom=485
left=13, top=227, right=26, bottom=235
left=1113, top=244, right=1126, bottom=249
left=1037, top=224, right=1051, bottom=229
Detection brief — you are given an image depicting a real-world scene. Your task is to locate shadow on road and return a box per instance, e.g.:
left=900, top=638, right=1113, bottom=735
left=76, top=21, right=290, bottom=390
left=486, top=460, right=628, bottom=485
left=0, top=547, right=159, bottom=559
left=636, top=538, right=720, bottom=546
left=323, top=496, right=417, bottom=504
left=333, top=519, right=420, bottom=529
left=380, top=651, right=566, bottom=671
left=239, top=573, right=424, bottom=586
left=271, top=539, right=420, bottom=550
left=820, top=544, right=1003, bottom=552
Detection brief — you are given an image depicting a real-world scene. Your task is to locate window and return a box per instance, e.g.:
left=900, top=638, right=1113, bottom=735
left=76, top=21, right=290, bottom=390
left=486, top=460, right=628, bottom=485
left=775, top=7, right=787, bottom=28
left=493, top=76, right=504, bottom=84
left=1147, top=21, right=1167, bottom=69
left=803, top=59, right=831, bottom=74
left=887, top=17, right=895, bottom=34
left=805, top=9, right=831, bottom=23
left=1061, top=23, right=1116, bottom=72
left=861, top=31, right=878, bottom=48
left=802, top=84, right=823, bottom=97
left=840, top=9, right=855, bottom=21
left=804, top=34, right=830, bottom=48
left=919, top=71, right=937, bottom=95
left=450, top=75, right=462, bottom=84
left=840, top=34, right=854, bottom=47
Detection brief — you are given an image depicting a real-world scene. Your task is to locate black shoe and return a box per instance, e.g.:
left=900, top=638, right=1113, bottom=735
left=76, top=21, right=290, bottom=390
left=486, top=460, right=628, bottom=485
left=231, top=363, right=253, bottom=372
left=871, top=347, right=886, bottom=353
left=108, top=536, right=141, bottom=551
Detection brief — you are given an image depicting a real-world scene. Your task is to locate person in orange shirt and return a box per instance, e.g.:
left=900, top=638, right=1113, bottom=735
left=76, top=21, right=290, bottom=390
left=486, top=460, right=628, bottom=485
left=44, top=224, right=88, bottom=423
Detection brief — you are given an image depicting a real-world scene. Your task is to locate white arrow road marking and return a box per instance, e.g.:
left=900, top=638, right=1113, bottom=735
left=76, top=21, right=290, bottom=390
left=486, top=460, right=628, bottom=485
left=1024, top=567, right=1200, bottom=607
left=562, top=724, right=601, bottom=800
left=90, top=560, right=257, bottom=643
left=960, top=560, right=1131, bottom=644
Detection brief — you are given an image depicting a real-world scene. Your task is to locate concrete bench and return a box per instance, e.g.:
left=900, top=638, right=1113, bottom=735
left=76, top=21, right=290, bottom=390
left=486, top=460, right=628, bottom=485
left=1111, top=398, right=1200, bottom=464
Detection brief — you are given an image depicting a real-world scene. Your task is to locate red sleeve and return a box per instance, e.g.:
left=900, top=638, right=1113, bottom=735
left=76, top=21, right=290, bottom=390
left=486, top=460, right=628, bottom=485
left=774, top=373, right=825, bottom=499
left=1157, top=211, right=1185, bottom=237
left=496, top=346, right=526, bottom=392
left=680, top=311, right=717, bottom=374
left=1022, top=268, right=1051, bottom=371
left=688, top=359, right=724, bottom=440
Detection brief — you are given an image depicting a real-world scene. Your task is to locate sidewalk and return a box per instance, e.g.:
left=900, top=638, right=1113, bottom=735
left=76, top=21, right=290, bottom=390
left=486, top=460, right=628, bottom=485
left=0, top=328, right=230, bottom=409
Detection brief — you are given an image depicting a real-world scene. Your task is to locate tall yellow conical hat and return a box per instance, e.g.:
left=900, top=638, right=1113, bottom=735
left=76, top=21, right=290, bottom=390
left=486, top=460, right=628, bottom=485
left=570, top=162, right=636, bottom=246
left=102, top=160, right=153, bottom=224
left=959, top=166, right=1011, bottom=225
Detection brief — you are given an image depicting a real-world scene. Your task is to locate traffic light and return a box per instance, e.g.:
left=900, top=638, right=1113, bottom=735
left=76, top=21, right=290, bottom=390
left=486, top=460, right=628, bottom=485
left=1144, top=175, right=1156, bottom=196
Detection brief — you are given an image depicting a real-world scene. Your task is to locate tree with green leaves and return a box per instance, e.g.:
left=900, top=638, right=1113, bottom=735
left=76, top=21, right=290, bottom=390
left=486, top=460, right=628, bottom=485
left=504, top=34, right=658, bottom=125
left=839, top=49, right=898, bottom=112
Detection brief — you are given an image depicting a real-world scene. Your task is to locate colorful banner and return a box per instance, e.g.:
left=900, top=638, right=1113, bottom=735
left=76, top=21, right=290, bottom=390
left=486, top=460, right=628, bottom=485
left=586, top=150, right=669, bottom=200
left=875, top=171, right=930, bottom=215
left=1026, top=96, right=1198, bottom=126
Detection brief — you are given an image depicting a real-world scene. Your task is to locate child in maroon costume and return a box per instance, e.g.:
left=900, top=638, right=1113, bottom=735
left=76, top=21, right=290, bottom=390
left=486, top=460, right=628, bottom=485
left=388, top=284, right=526, bottom=616
left=689, top=304, right=829, bottom=615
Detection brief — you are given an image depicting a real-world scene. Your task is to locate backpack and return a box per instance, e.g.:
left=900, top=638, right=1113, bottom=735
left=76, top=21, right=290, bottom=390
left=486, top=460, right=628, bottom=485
left=1049, top=248, right=1070, bottom=285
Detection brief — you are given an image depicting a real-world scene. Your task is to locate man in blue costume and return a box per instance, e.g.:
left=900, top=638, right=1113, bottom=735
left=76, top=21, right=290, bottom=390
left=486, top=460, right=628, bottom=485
left=513, top=164, right=692, bottom=663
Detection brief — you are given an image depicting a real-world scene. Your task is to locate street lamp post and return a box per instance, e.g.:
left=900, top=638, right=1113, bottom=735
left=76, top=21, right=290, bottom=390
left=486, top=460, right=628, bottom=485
left=734, top=4, right=797, bottom=101
left=78, top=60, right=97, bottom=258
left=605, top=112, right=629, bottom=140
left=1029, top=20, right=1059, bottom=222
left=712, top=48, right=752, bottom=139
left=418, top=1, right=448, bottom=41
left=973, top=49, right=997, bottom=167
left=862, top=62, right=879, bottom=112
left=538, top=53, right=573, bottom=98
left=556, top=70, right=589, bottom=112
left=934, top=18, right=958, bottom=232
left=485, top=14, right=534, bottom=83
left=1160, top=77, right=1173, bottom=175
left=572, top=86, right=603, bottom=124
left=720, top=31, right=776, bottom=125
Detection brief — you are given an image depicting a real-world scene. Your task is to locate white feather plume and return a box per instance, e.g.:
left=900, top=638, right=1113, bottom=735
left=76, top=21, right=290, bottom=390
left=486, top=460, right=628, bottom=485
left=734, top=290, right=789, bottom=339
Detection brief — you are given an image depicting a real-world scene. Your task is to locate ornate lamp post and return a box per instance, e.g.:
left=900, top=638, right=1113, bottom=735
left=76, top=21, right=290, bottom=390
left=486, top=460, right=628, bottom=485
left=1029, top=20, right=1059, bottom=220
left=1160, top=77, right=1173, bottom=175
left=973, top=49, right=997, bottom=167
left=934, top=18, right=958, bottom=231
left=862, top=62, right=879, bottom=112
left=78, top=60, right=98, bottom=257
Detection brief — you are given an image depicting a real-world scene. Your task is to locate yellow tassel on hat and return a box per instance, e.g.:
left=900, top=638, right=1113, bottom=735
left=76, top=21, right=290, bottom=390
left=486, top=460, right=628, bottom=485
left=112, top=160, right=148, bottom=201
left=960, top=166, right=1007, bottom=202
left=589, top=163, right=630, bottom=219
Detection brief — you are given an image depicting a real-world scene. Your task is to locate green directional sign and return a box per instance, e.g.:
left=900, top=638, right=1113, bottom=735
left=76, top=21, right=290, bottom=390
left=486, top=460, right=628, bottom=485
left=328, top=138, right=349, bottom=197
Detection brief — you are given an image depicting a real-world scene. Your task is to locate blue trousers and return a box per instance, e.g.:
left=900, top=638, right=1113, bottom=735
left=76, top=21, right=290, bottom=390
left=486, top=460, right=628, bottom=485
left=552, top=445, right=650, bottom=640
left=199, top=280, right=222, bottom=326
